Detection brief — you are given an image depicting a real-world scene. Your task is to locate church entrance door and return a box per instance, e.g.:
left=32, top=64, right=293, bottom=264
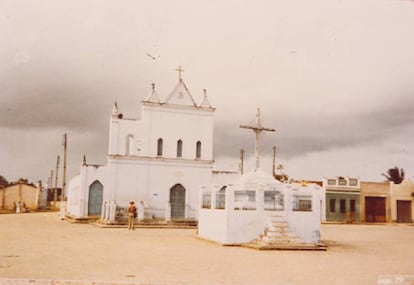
left=170, top=184, right=185, bottom=219
left=88, top=181, right=103, bottom=216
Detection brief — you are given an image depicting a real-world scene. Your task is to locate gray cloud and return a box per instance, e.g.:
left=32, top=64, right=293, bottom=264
left=0, top=65, right=119, bottom=131
left=213, top=93, right=414, bottom=161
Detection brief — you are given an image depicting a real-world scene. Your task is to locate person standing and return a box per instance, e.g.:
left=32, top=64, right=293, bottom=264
left=16, top=201, right=21, bottom=213
left=128, top=201, right=137, bottom=230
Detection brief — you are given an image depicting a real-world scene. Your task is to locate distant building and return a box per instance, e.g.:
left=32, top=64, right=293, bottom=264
left=360, top=181, right=390, bottom=223
left=360, top=180, right=414, bottom=223
left=323, top=177, right=360, bottom=222
left=0, top=179, right=43, bottom=211
left=391, top=180, right=414, bottom=223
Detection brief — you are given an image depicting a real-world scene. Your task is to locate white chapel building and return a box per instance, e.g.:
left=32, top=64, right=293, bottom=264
left=66, top=69, right=218, bottom=222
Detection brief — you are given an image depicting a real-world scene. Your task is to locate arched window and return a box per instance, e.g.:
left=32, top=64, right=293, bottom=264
left=196, top=141, right=202, bottom=159
left=177, top=140, right=183, bottom=158
left=126, top=134, right=134, bottom=155
left=157, top=138, right=163, bottom=156
left=216, top=185, right=226, bottom=209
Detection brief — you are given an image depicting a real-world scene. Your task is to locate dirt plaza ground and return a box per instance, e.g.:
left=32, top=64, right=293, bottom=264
left=0, top=212, right=413, bottom=285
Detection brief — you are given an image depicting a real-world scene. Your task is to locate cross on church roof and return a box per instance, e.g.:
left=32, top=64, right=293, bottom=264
left=176, top=65, right=184, bottom=81
left=240, top=108, right=276, bottom=171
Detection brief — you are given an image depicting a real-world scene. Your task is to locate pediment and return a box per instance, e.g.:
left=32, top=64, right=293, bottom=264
left=164, top=80, right=197, bottom=107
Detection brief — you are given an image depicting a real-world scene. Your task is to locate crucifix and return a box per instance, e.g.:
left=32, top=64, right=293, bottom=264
left=176, top=65, right=184, bottom=80
left=240, top=108, right=276, bottom=170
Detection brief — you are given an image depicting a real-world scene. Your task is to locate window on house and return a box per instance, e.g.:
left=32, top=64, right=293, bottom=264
left=340, top=199, right=346, bottom=213
left=327, top=179, right=336, bottom=185
left=329, top=199, right=336, bottom=212
left=349, top=178, right=358, bottom=186
left=196, top=141, right=202, bottom=159
left=177, top=140, right=183, bottom=158
left=157, top=138, right=163, bottom=156
left=338, top=179, right=347, bottom=186
left=350, top=199, right=356, bottom=212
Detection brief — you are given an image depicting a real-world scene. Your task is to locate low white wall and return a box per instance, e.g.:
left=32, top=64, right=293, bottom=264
left=286, top=211, right=321, bottom=243
left=286, top=188, right=322, bottom=243
left=226, top=209, right=266, bottom=244
left=67, top=175, right=81, bottom=216
left=198, top=209, right=228, bottom=244
left=198, top=208, right=267, bottom=245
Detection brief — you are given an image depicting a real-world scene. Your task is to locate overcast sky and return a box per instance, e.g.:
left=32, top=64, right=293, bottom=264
left=1, top=0, right=414, bottom=185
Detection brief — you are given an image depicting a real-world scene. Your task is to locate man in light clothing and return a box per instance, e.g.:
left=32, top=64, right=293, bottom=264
left=128, top=201, right=136, bottom=230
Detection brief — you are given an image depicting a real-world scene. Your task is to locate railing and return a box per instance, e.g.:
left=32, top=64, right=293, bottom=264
left=292, top=194, right=312, bottom=211
left=201, top=188, right=316, bottom=213
left=264, top=190, right=284, bottom=211
left=115, top=206, right=128, bottom=220
left=234, top=190, right=256, bottom=210
left=201, top=192, right=211, bottom=209
left=215, top=192, right=225, bottom=209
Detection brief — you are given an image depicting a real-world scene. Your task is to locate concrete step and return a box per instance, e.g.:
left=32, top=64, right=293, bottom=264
left=269, top=216, right=286, bottom=222
left=270, top=221, right=288, bottom=227
left=265, top=231, right=298, bottom=238
left=261, top=236, right=303, bottom=244
left=257, top=214, right=306, bottom=245
left=268, top=226, right=290, bottom=232
left=269, top=224, right=289, bottom=230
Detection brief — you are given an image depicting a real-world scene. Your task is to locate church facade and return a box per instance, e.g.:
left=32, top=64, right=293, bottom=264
left=67, top=70, right=216, bottom=221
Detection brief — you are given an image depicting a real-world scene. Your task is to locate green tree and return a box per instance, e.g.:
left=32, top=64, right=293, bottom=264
left=382, top=167, right=405, bottom=184
left=0, top=175, right=8, bottom=188
left=274, top=164, right=289, bottom=182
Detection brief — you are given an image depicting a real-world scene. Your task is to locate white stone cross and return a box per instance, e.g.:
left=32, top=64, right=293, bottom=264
left=240, top=108, right=275, bottom=170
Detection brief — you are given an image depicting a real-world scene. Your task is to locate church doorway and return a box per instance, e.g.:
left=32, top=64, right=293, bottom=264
left=170, top=184, right=185, bottom=219
left=88, top=180, right=103, bottom=216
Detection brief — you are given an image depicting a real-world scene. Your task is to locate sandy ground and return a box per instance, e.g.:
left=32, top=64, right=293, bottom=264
left=0, top=212, right=413, bottom=285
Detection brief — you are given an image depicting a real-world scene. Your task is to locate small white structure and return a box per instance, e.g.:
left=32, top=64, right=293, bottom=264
left=198, top=169, right=324, bottom=245
left=67, top=68, right=217, bottom=223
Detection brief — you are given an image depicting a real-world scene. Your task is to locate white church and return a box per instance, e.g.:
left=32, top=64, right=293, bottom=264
left=67, top=67, right=221, bottom=222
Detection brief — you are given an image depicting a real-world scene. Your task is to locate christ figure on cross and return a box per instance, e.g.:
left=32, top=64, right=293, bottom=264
left=240, top=108, right=275, bottom=171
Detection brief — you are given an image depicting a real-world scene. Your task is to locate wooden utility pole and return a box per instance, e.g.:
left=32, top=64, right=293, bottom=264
left=53, top=155, right=60, bottom=209
left=18, top=180, right=22, bottom=202
left=272, top=146, right=276, bottom=177
left=49, top=170, right=53, bottom=188
left=240, top=108, right=275, bottom=170
left=62, top=133, right=67, bottom=201
left=48, top=170, right=53, bottom=207
left=60, top=133, right=68, bottom=220
left=240, top=149, right=245, bottom=175
left=36, top=180, right=42, bottom=210
left=1, top=185, right=5, bottom=209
